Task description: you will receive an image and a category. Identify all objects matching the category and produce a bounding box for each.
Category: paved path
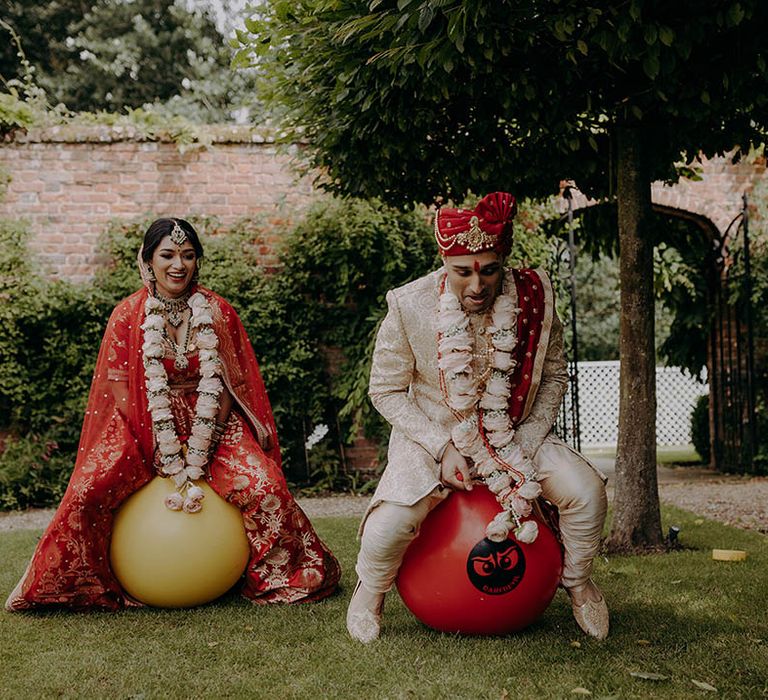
[590,454,767,533]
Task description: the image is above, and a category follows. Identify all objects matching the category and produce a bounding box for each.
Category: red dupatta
[507,268,549,427]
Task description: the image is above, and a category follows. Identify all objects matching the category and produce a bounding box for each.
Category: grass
[1,507,766,700]
[584,445,703,465]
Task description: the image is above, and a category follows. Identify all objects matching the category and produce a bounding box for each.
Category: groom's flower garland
[141,291,224,513]
[438,271,542,543]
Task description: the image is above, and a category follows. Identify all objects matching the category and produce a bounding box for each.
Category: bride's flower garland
[141,291,223,513]
[438,270,542,543]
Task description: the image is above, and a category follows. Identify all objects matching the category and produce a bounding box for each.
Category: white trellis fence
[566,361,708,447]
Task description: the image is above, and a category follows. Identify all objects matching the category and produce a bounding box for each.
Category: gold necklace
[155,290,192,327]
[470,312,495,388]
[163,320,191,370]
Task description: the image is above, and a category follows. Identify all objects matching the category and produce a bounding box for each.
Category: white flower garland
[438,270,542,543]
[141,291,223,513]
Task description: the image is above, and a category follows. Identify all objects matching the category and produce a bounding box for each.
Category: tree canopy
[238,0,767,203]
[238,0,768,549]
[1,0,256,122]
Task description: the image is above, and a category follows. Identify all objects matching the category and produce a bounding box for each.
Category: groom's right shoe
[346,580,385,643]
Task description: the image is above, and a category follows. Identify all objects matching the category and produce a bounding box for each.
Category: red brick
[9,132,763,288]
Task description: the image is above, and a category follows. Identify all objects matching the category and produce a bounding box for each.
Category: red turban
[434,192,517,257]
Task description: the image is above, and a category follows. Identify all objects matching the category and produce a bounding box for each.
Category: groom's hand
[440,442,472,491]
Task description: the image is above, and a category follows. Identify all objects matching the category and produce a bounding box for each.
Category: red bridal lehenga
[6,286,340,611]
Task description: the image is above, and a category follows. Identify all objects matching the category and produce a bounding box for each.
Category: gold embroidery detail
[455,216,496,252]
[435,213,496,253]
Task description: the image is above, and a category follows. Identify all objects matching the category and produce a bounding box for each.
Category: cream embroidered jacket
[367,267,568,510]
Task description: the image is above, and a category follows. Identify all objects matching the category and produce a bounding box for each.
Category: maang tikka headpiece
[170,220,188,246]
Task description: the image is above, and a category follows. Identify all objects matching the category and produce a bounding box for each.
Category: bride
[6,218,340,610]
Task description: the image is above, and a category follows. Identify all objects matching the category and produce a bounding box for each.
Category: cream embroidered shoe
[346,580,385,644]
[568,580,609,640]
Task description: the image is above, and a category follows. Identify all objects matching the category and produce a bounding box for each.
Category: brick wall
[565,153,767,240]
[4,131,764,283]
[0,125,317,282]
[2,130,765,473]
[651,154,767,237]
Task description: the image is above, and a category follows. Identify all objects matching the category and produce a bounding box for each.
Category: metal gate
[709,195,759,474]
[553,187,581,451]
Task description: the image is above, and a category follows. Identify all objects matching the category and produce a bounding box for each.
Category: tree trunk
[606,126,664,551]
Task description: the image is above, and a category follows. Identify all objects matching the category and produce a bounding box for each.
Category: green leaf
[676,39,692,60]
[643,25,658,45]
[418,5,434,32]
[642,53,660,79]
[244,17,261,34]
[727,2,745,26]
[577,39,588,56]
[230,50,251,69]
[395,12,411,32]
[700,90,710,104]
[658,26,674,46]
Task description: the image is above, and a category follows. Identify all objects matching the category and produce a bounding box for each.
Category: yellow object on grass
[711,549,748,562]
[110,477,250,608]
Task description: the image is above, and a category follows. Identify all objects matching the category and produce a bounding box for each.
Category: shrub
[0,195,568,508]
[1,222,113,435]
[0,200,438,505]
[0,434,71,510]
[690,394,710,465]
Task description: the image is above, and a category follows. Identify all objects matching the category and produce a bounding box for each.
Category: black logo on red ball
[466,538,526,595]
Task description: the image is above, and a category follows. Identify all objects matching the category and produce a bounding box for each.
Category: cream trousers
[356,435,608,593]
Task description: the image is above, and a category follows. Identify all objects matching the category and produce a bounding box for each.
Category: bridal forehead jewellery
[170,220,188,246]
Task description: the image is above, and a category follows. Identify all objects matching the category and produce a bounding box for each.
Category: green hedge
[0,196,566,509]
[690,394,710,465]
[0,199,441,507]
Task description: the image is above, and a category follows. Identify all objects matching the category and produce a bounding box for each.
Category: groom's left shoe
[568,579,609,640]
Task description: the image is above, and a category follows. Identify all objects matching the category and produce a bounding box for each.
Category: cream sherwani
[356,267,607,592]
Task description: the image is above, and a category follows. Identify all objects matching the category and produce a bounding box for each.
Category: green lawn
[1,507,766,699]
[583,445,703,465]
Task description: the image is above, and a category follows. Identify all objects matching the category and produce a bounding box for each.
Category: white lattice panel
[565,361,708,447]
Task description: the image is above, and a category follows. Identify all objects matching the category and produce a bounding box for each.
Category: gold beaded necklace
[155,289,192,327]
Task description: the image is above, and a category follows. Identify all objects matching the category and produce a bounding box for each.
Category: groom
[347,192,609,643]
